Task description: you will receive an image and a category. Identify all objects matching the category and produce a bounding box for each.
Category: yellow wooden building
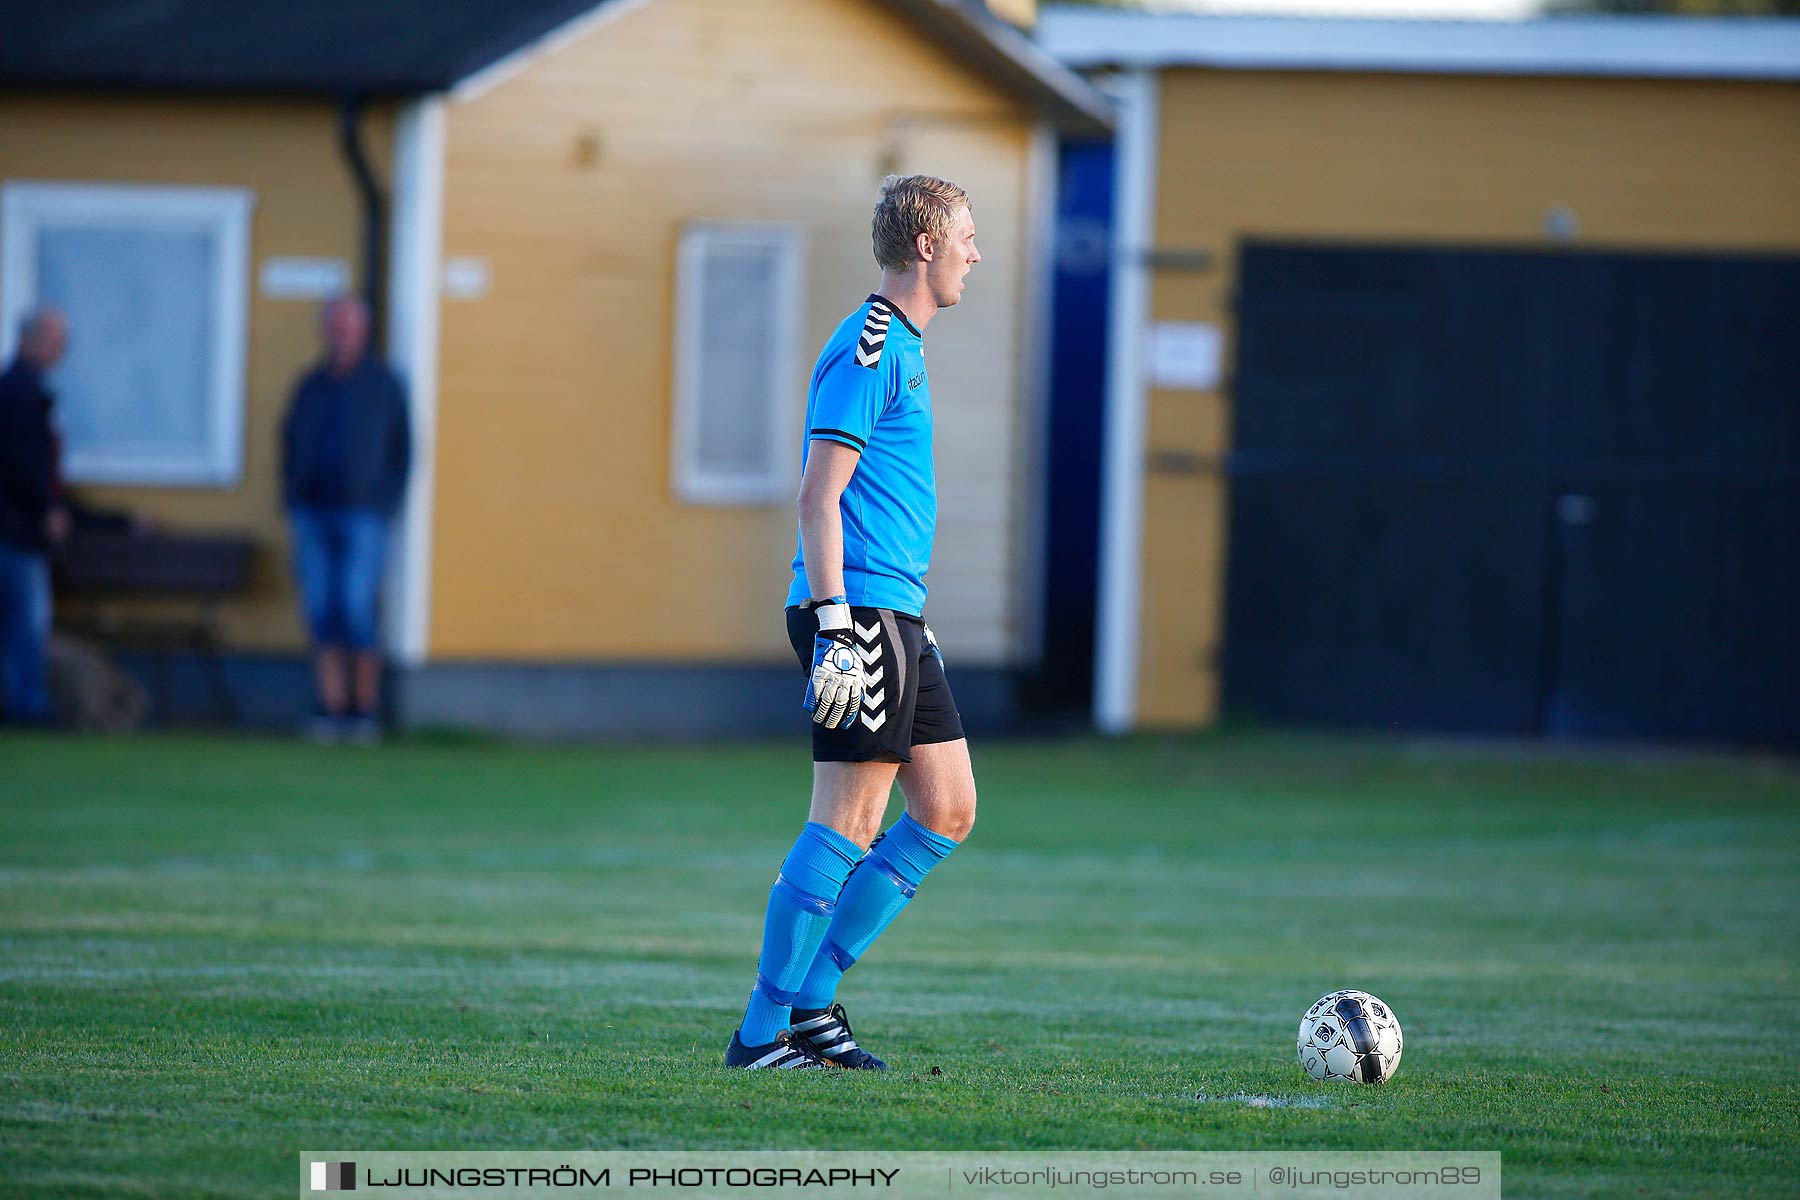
[0,0,1108,733]
[1038,11,1800,733]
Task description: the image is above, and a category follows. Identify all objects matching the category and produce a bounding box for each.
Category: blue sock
[739,822,861,1046]
[792,813,960,1011]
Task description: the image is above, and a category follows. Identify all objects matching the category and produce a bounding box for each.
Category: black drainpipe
[336,94,387,353]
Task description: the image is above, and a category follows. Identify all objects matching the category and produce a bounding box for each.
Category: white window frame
[0,180,254,487]
[670,221,804,505]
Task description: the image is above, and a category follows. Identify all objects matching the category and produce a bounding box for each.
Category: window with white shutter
[1,181,252,487]
[671,222,804,504]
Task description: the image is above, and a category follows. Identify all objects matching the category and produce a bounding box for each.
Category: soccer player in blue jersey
[725,176,982,1070]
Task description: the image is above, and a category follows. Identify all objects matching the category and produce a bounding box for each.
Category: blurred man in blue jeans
[0,308,71,727]
[281,297,410,743]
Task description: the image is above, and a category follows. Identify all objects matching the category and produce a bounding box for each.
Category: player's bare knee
[943,790,976,841]
[814,794,890,849]
[936,811,974,842]
[849,806,887,849]
[907,781,975,841]
[942,758,978,840]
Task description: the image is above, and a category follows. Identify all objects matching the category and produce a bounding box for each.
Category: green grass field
[3,729,1797,1198]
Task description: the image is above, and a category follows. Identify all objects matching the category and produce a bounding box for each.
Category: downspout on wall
[337,94,388,350]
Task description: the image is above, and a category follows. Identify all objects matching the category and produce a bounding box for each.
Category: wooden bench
[54,530,256,723]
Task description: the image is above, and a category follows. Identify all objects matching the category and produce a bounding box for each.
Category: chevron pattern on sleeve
[854,300,892,369]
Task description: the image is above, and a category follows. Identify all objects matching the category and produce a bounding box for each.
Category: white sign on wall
[442,257,491,300]
[259,256,349,300]
[1147,321,1223,391]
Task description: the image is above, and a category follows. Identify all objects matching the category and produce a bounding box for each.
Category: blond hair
[871,174,969,272]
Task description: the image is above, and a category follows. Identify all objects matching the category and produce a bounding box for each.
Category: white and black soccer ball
[1297,990,1403,1084]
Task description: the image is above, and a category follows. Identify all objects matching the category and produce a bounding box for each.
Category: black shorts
[786,605,965,763]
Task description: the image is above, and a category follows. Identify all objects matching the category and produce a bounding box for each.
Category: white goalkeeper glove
[804,598,865,730]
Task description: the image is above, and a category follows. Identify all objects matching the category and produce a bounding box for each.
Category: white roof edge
[1035,10,1800,81]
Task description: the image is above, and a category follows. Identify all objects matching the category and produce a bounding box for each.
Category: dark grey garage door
[1224,242,1800,745]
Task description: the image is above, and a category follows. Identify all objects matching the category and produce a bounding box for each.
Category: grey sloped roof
[0,0,613,94]
[0,0,1112,129]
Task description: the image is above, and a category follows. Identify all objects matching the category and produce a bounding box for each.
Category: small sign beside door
[443,257,491,301]
[1148,321,1223,390]
[258,256,350,300]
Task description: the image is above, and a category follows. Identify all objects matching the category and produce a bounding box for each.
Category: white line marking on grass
[1195,1092,1332,1109]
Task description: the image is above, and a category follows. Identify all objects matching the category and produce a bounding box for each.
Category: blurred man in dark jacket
[0,308,70,725]
[281,297,410,743]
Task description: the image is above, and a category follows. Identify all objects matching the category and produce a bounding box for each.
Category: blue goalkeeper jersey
[786,294,935,616]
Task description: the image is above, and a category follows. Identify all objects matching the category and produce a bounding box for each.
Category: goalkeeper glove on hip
[804,598,864,730]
